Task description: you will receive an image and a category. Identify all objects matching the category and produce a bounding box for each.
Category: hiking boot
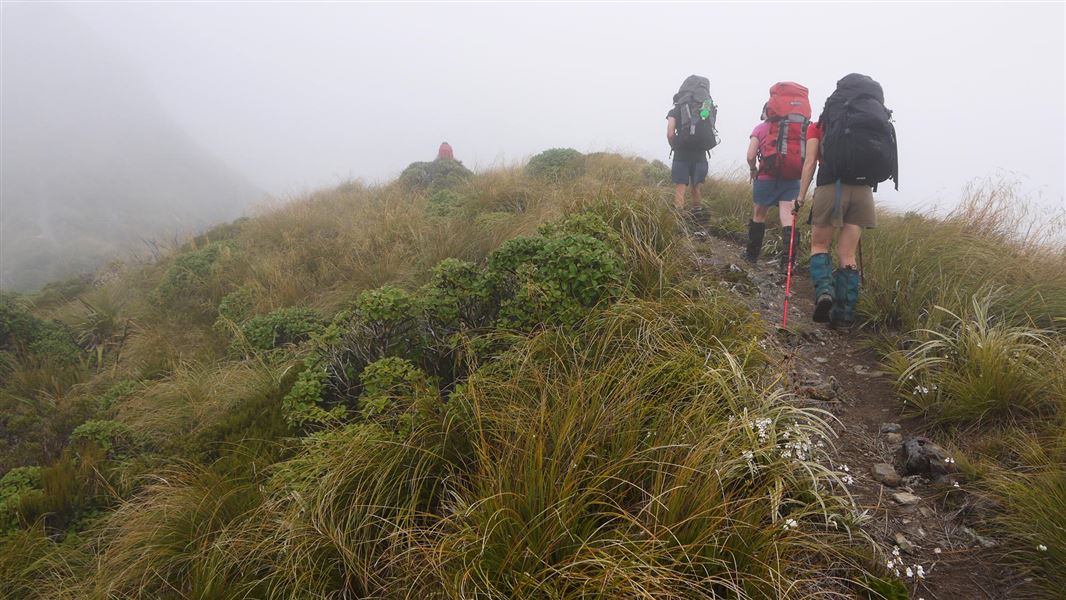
[830,267,860,329]
[779,226,799,272]
[745,221,766,263]
[810,253,834,323]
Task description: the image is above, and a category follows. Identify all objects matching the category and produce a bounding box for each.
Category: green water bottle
[699,99,713,120]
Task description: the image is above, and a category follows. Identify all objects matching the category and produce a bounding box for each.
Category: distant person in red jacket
[437,142,455,161]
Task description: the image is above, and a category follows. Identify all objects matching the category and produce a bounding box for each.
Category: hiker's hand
[792,198,804,214]
[749,166,758,182]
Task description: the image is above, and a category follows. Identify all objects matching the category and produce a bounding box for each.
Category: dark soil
[689,226,1036,600]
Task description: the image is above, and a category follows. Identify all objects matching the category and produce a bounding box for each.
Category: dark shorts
[671,159,708,186]
[752,179,800,207]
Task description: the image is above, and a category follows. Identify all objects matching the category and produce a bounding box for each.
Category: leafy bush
[357,357,438,433]
[154,241,233,304]
[69,420,139,458]
[0,466,42,531]
[525,147,585,182]
[217,286,255,324]
[0,295,81,365]
[421,258,494,332]
[399,159,472,191]
[425,189,466,217]
[537,211,623,252]
[238,306,324,351]
[282,355,345,428]
[497,233,625,329]
[642,158,671,185]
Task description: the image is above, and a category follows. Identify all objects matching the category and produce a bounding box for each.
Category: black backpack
[820,73,898,189]
[672,75,719,154]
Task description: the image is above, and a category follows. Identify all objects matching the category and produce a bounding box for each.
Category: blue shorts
[671,159,708,186]
[752,179,800,207]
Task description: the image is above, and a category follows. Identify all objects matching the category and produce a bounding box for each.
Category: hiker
[666,75,719,216]
[795,73,898,328]
[437,141,454,161]
[745,83,812,269]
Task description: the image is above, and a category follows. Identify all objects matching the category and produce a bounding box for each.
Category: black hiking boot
[745,221,766,263]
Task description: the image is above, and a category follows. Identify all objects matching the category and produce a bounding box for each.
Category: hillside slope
[0,151,1063,599]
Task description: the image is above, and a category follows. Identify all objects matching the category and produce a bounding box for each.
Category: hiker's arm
[666,117,676,147]
[746,137,759,181]
[797,138,820,208]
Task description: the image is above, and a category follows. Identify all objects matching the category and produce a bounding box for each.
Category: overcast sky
[6,2,1066,214]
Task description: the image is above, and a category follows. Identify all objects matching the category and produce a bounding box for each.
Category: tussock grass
[887,295,1062,426]
[861,183,1066,332]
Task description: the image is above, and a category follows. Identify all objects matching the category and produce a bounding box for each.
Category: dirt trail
[689,225,1032,600]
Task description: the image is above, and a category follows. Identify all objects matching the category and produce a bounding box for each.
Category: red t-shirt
[806,121,823,161]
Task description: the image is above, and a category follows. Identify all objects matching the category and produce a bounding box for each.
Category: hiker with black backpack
[666,75,719,218]
[795,73,898,329]
[745,82,812,270]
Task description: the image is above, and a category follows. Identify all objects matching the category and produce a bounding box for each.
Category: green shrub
[537,212,623,252]
[399,159,472,191]
[526,147,585,181]
[69,420,139,458]
[95,379,140,412]
[425,189,466,217]
[154,241,233,303]
[357,357,438,434]
[0,295,81,365]
[217,286,255,324]
[421,258,494,332]
[642,159,671,185]
[343,286,423,362]
[238,306,324,351]
[0,466,42,531]
[281,355,345,428]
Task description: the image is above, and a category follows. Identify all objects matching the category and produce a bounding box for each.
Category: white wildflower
[905,566,913,578]
[934,547,942,554]
[1038,544,1048,552]
[783,518,798,530]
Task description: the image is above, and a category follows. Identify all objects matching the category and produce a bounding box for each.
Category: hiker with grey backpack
[795,73,898,329]
[666,75,719,222]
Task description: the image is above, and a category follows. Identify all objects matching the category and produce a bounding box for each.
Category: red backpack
[759,82,812,180]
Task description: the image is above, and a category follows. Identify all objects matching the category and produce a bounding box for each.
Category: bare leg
[691,183,702,207]
[752,204,769,224]
[837,224,862,267]
[811,224,835,256]
[778,201,795,228]
[674,184,687,210]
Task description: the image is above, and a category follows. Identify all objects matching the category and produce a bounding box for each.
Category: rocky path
[689,227,1033,599]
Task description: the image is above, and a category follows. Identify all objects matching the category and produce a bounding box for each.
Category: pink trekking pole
[782,210,798,328]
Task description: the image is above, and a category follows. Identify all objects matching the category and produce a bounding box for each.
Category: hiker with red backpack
[745,82,812,270]
[795,73,898,329]
[666,75,719,218]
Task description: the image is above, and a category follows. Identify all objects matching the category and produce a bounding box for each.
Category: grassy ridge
[1,152,1063,597]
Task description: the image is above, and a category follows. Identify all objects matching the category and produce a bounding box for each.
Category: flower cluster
[782,518,799,530]
[886,546,926,581]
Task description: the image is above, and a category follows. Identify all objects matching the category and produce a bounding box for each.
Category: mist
[3,2,1064,290]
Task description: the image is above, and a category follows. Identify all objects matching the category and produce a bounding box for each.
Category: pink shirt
[750,122,774,180]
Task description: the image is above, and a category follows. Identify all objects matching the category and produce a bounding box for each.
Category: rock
[853,364,887,377]
[872,463,902,487]
[814,357,829,364]
[894,532,917,554]
[884,433,903,445]
[892,491,921,505]
[962,526,997,548]
[918,506,935,519]
[880,423,901,434]
[899,437,959,482]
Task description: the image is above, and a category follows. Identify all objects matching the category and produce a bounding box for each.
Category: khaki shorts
[810,183,877,228]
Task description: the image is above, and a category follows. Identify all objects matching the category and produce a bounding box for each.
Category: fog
[2,2,1064,289]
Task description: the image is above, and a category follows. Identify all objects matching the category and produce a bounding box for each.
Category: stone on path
[872,463,902,487]
[880,423,901,434]
[899,437,959,482]
[884,433,903,445]
[892,491,921,505]
[894,532,917,554]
